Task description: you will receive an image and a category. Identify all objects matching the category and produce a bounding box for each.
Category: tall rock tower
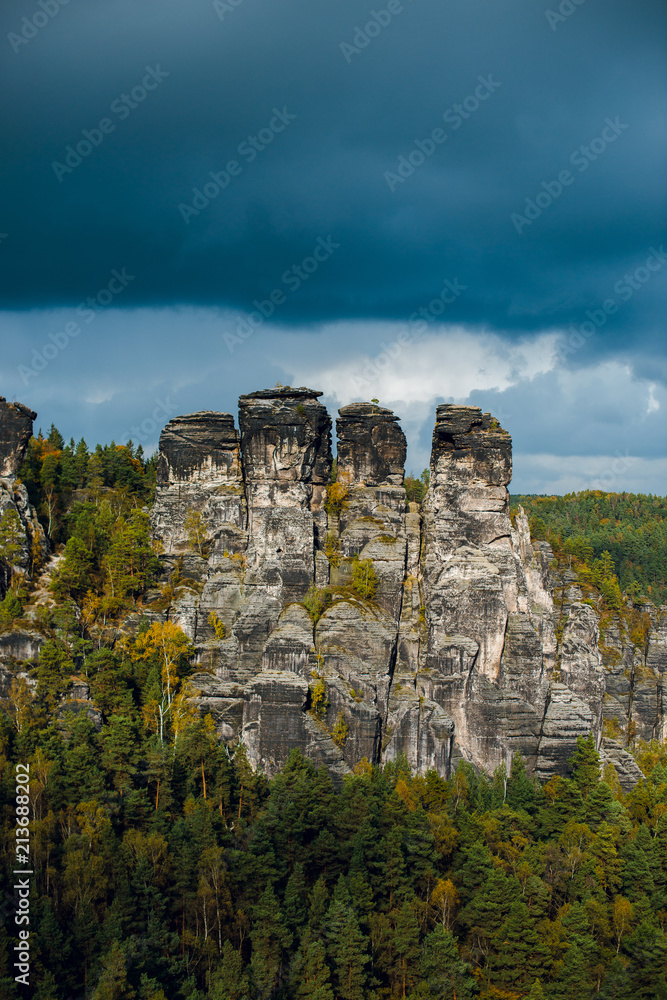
[0,398,46,596]
[150,391,642,784]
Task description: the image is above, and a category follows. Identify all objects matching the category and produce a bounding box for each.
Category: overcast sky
[0,0,665,492]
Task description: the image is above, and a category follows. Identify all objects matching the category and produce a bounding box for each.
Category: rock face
[149,390,658,787]
[597,601,667,745]
[336,402,406,487]
[0,398,47,597]
[0,398,35,478]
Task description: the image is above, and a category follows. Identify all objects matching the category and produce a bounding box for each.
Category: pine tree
[490,900,550,990]
[209,941,249,1000]
[392,899,420,997]
[91,939,135,999]
[249,885,291,999]
[627,920,667,999]
[291,931,334,1000]
[570,734,601,798]
[551,943,592,1000]
[284,862,308,934]
[419,926,478,999]
[309,876,330,934]
[622,825,656,903]
[506,753,536,812]
[597,956,632,999]
[329,910,369,1000]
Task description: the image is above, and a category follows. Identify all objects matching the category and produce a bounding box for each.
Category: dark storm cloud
[0,0,664,358]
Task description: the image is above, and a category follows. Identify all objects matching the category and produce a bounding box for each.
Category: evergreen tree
[490,900,550,990]
[291,931,334,1000]
[570,734,602,798]
[283,862,308,934]
[597,956,633,999]
[92,939,135,1000]
[392,899,420,997]
[249,885,291,999]
[309,876,330,934]
[418,926,478,999]
[209,941,249,1000]
[329,910,369,1000]
[506,753,536,812]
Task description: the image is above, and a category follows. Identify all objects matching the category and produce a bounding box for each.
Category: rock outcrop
[147,389,663,786]
[0,399,35,478]
[0,398,47,597]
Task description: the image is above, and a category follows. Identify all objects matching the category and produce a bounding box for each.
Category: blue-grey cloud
[0,0,664,492]
[0,0,664,354]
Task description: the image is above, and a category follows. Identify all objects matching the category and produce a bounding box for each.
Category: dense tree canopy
[511,492,667,606]
[1,434,665,997]
[2,688,667,1000]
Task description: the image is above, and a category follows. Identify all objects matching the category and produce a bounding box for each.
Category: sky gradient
[0,0,665,492]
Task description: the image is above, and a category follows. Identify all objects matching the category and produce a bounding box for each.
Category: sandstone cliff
[2,391,662,789]
[0,397,47,597]
[148,389,664,787]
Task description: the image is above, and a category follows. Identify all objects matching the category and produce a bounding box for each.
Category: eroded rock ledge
[147,389,659,787]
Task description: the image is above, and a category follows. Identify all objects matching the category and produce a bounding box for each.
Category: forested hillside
[0,427,158,633]
[0,692,667,1000]
[3,709,667,1000]
[2,427,667,998]
[511,492,667,607]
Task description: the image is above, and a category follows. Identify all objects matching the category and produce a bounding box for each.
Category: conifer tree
[329,910,369,1000]
[490,900,550,990]
[249,885,291,999]
[570,734,601,798]
[284,862,308,933]
[419,926,478,999]
[392,899,420,997]
[209,940,248,1000]
[291,931,334,1000]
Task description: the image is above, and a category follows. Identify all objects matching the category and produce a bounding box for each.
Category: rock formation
[147,388,667,788]
[0,398,47,597]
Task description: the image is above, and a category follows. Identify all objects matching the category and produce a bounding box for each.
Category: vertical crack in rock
[314,401,409,771]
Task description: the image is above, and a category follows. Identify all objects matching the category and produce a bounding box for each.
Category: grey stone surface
[140,392,659,787]
[5,389,658,792]
[0,400,48,597]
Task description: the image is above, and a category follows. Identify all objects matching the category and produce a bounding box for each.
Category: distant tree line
[511,492,667,606]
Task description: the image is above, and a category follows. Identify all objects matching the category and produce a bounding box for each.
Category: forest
[3,709,667,999]
[511,492,667,608]
[1,429,666,998]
